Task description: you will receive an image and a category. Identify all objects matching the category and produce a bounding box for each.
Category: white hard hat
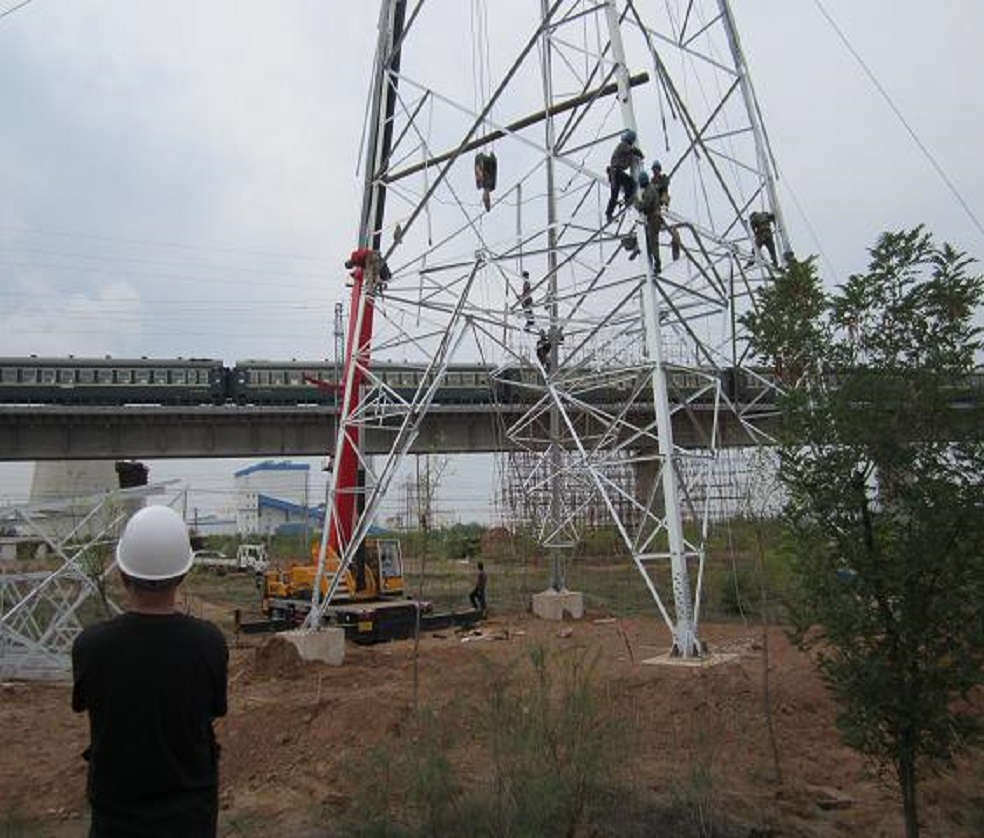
[116,506,193,581]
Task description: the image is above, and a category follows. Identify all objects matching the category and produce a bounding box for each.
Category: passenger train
[0,355,780,407]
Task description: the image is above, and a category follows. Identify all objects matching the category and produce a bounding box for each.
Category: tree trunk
[898,757,919,838]
[756,525,782,785]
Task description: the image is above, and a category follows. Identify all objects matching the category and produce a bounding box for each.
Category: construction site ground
[1,591,980,836]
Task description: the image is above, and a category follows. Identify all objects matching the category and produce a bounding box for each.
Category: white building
[234,460,318,536]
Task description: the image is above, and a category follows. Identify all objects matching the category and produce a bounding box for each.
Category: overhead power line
[812,0,983,238]
[0,0,33,23]
[0,223,329,264]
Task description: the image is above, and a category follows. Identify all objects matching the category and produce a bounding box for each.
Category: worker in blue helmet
[605,128,644,222]
[633,167,684,273]
[635,168,665,272]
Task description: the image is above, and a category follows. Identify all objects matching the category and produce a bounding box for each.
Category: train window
[59,369,75,384]
[287,370,302,386]
[447,372,462,386]
[1,368,16,384]
[21,368,38,384]
[41,369,57,384]
[78,369,95,384]
[153,369,168,384]
[97,369,114,384]
[134,369,150,385]
[172,370,187,385]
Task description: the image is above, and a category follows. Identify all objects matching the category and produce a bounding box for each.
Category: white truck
[193,544,269,574]
[235,543,269,572]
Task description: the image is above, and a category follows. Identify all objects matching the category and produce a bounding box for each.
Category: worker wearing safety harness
[748,210,779,267]
[605,129,644,222]
[651,159,671,208]
[626,169,684,273]
[72,505,228,838]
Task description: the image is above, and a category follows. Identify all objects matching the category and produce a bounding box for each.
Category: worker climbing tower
[312,0,788,657]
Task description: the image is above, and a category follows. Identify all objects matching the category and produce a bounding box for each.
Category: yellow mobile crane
[258,535,429,643]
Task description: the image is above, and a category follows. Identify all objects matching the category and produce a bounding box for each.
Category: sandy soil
[0,612,979,837]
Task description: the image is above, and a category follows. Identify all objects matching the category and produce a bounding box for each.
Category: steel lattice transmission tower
[311,0,788,657]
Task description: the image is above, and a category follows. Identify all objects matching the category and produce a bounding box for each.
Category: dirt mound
[249,634,304,679]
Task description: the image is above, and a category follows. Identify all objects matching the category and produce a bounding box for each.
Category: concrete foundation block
[279,627,346,666]
[531,589,584,621]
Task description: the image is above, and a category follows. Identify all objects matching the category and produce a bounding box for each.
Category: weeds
[336,644,638,837]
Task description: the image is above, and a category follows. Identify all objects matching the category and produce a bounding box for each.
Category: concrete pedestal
[279,627,346,666]
[531,589,584,621]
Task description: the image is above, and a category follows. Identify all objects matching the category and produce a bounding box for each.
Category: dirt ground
[1,608,980,837]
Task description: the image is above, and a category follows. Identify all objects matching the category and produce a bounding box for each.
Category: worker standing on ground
[72,505,229,838]
[605,129,644,222]
[470,560,488,616]
[748,210,779,267]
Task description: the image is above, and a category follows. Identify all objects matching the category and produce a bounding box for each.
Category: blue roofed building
[234,460,322,536]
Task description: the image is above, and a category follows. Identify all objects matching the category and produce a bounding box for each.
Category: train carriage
[0,357,226,405]
[229,360,340,406]
[229,360,499,407]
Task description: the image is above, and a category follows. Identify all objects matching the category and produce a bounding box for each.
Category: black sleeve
[71,635,88,713]
[210,627,229,719]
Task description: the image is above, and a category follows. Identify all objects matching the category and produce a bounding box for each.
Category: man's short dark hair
[120,571,185,592]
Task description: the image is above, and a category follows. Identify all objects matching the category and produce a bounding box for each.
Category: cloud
[0,278,143,357]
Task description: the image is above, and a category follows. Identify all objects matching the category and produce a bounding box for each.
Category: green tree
[745,228,984,838]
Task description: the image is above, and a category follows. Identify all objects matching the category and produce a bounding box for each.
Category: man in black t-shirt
[72,505,228,838]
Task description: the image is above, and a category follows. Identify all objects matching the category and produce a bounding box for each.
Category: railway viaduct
[0,401,771,460]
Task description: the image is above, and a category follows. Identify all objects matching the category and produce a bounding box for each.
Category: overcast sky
[1,0,981,521]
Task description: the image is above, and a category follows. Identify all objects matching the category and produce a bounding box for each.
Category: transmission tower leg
[604,0,699,657]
